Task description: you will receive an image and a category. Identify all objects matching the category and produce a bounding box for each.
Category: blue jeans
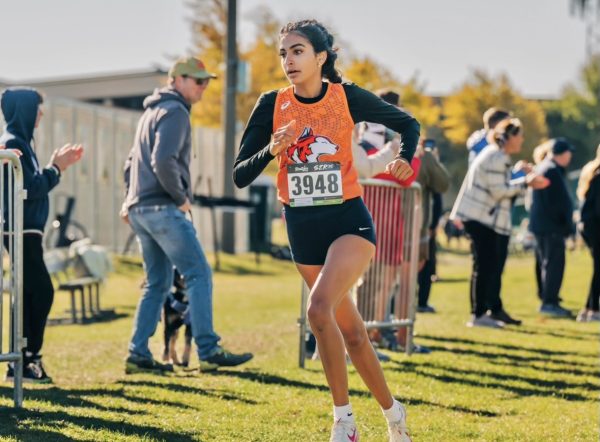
[128,204,220,360]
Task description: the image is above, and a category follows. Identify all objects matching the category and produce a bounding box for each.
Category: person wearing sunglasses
[120,57,253,375]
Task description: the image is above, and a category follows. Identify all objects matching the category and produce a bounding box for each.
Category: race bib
[287,162,343,207]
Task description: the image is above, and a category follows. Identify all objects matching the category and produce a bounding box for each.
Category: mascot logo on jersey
[287,127,338,163]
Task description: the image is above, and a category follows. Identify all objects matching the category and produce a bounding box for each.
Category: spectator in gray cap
[121,56,253,374]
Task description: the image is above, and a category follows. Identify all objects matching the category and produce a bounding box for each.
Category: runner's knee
[307,297,334,331]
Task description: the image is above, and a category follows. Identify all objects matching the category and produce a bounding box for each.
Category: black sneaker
[125,354,174,374]
[5,361,53,384]
[199,348,253,372]
[417,305,436,313]
[539,303,573,318]
[490,309,522,325]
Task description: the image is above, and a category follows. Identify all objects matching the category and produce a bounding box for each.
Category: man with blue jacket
[121,57,252,374]
[1,87,83,383]
[529,138,575,317]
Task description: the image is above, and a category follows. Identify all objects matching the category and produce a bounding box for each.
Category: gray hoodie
[122,87,193,211]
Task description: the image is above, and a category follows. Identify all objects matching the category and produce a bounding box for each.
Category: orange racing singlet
[273,83,362,205]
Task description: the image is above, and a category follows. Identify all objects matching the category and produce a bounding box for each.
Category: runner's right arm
[233,91,278,188]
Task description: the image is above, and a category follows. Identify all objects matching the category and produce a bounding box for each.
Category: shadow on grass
[401,358,598,392]
[0,384,197,414]
[418,334,598,359]
[0,386,199,441]
[433,277,469,283]
[506,326,599,341]
[419,343,599,370]
[47,311,129,327]
[0,407,198,441]
[388,350,597,402]
[120,378,258,404]
[213,369,501,417]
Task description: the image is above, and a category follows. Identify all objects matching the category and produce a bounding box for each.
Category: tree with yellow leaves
[237,6,288,124]
[342,56,441,133]
[443,70,548,159]
[187,0,226,128]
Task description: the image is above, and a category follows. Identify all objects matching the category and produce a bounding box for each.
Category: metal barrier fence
[0,151,26,407]
[298,180,422,367]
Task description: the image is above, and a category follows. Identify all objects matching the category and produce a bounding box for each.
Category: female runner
[234,19,419,442]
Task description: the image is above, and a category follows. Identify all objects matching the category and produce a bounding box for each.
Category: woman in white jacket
[451,118,548,328]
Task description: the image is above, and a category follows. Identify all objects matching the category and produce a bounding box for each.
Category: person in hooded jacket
[0,87,83,383]
[120,57,253,375]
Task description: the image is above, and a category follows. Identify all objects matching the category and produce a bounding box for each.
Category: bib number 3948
[287,162,343,207]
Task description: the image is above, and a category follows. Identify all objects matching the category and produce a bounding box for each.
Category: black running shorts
[283,197,377,265]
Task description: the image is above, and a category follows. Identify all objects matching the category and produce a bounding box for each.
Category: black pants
[488,233,509,313]
[583,234,600,311]
[534,233,566,306]
[417,235,437,307]
[535,253,543,300]
[464,221,506,317]
[6,234,55,357]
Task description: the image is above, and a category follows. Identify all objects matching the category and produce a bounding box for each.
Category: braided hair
[280,19,342,83]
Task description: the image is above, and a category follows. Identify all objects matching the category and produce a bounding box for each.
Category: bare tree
[571,0,600,17]
[571,0,600,56]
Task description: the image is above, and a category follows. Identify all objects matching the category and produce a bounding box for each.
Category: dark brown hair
[280,19,342,83]
[483,107,511,130]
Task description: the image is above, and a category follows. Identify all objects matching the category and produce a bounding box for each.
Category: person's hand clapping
[50,143,84,172]
[514,160,533,174]
[385,157,413,181]
[269,120,296,156]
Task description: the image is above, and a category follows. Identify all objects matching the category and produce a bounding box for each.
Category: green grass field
[0,247,598,441]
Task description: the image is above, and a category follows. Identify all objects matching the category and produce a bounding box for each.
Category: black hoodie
[0,87,60,233]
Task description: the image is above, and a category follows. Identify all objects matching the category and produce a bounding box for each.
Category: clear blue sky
[0,0,588,97]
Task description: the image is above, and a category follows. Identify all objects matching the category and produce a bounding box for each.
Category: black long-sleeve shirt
[529,158,575,236]
[233,82,420,188]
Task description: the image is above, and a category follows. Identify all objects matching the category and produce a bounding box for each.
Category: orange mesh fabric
[273,83,361,204]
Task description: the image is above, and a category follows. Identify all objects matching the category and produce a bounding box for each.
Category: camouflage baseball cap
[169,57,217,79]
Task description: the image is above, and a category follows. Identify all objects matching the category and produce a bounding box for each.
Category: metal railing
[298,180,422,367]
[0,151,26,407]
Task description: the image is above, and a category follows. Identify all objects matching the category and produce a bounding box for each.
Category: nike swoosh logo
[347,429,357,442]
[358,227,371,231]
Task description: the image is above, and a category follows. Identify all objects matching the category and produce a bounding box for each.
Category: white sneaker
[588,311,600,322]
[330,419,359,442]
[388,403,412,442]
[466,313,504,329]
[576,309,590,322]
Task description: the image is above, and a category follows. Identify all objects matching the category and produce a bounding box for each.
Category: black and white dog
[162,270,193,367]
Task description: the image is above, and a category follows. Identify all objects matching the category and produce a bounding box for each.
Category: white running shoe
[576,309,590,322]
[466,313,504,329]
[388,403,412,442]
[330,419,359,442]
[588,311,600,322]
